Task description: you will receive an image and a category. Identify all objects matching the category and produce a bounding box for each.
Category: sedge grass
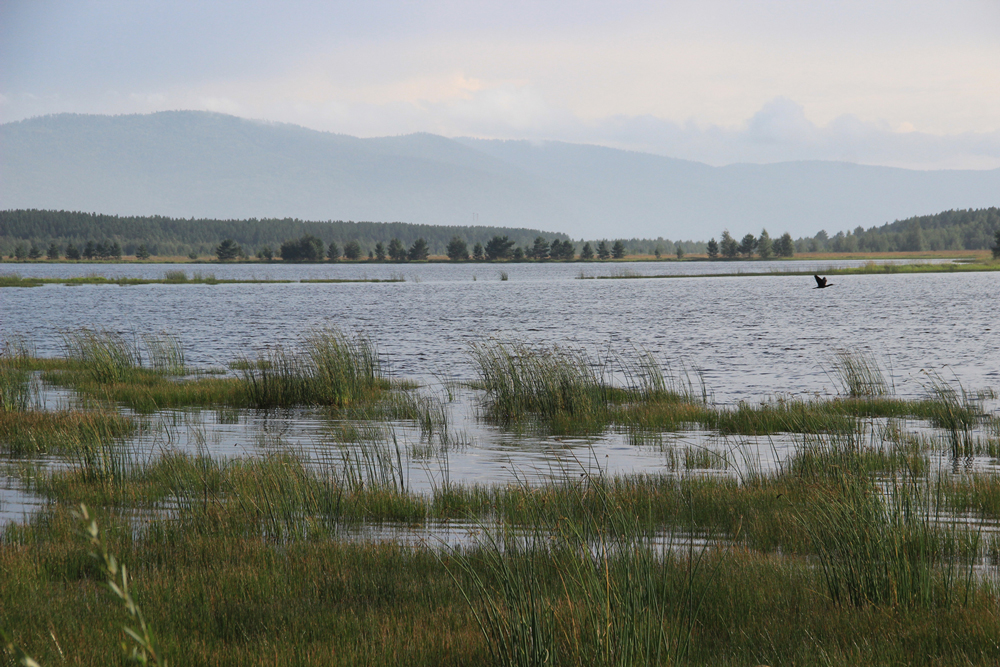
[0,362,32,412]
[830,348,889,397]
[0,409,136,455]
[469,339,697,431]
[6,432,1000,665]
[236,328,388,409]
[5,507,999,666]
[62,329,144,384]
[43,368,243,413]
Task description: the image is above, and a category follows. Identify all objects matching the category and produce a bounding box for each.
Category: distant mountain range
[2,111,998,240]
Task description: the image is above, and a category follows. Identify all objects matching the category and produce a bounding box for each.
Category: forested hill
[4,111,1000,240]
[807,207,1000,253]
[0,209,567,257]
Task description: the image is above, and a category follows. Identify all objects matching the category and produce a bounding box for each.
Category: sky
[2,0,1000,169]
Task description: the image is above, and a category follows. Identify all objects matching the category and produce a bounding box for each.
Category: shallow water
[2,260,999,523]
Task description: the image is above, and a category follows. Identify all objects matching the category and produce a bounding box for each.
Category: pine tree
[706,238,719,259]
[757,229,772,259]
[531,236,550,260]
[484,235,515,260]
[388,238,407,261]
[720,231,739,259]
[343,240,362,260]
[446,236,469,261]
[408,238,429,261]
[215,239,241,261]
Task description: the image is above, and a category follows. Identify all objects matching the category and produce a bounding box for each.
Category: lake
[2,260,999,520]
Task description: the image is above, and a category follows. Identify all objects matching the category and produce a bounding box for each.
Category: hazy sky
[3,0,999,169]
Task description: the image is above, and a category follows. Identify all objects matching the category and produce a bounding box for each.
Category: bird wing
[814,275,824,287]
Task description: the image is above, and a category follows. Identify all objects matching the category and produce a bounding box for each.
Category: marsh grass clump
[142,333,185,374]
[469,339,695,431]
[335,423,410,494]
[306,328,385,404]
[339,391,448,438]
[449,474,721,667]
[0,409,136,455]
[830,348,889,397]
[162,269,188,282]
[63,329,144,384]
[236,328,388,409]
[469,339,606,426]
[803,470,979,608]
[0,360,33,412]
[920,372,992,457]
[707,398,855,435]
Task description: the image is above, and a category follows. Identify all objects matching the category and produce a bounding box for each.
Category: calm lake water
[2,260,999,522]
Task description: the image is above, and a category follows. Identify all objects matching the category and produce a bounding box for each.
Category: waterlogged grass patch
[470,338,704,432]
[235,329,389,409]
[0,409,136,455]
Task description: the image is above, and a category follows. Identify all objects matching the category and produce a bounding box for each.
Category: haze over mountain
[2,111,998,240]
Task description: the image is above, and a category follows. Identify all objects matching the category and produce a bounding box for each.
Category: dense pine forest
[0,210,569,258]
[1,207,997,261]
[795,207,1000,253]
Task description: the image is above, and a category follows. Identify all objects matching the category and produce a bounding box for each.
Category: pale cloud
[198,97,245,116]
[2,0,999,169]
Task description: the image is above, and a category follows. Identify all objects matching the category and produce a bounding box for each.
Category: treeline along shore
[2,207,999,262]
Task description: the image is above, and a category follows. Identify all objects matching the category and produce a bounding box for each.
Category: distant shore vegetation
[2,207,999,263]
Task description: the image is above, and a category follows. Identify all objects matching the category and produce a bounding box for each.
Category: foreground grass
[6,438,1000,666]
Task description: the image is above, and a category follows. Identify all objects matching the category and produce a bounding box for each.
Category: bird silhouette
[814,275,832,289]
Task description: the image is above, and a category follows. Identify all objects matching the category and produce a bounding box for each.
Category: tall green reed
[830,348,889,397]
[449,469,722,666]
[802,455,979,609]
[62,329,143,384]
[76,504,169,666]
[236,328,386,408]
[336,422,409,494]
[469,339,692,428]
[1,335,35,412]
[0,362,32,412]
[141,333,185,375]
[920,371,992,457]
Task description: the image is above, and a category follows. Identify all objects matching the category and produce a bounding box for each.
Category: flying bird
[814,275,832,289]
